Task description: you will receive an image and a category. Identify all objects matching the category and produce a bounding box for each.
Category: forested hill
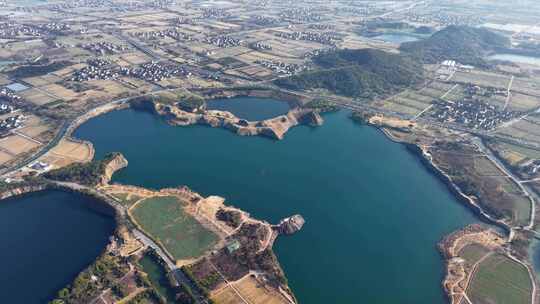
[275,48,423,98]
[399,25,510,66]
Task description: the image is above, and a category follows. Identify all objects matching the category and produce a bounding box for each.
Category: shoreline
[368,122,538,304]
[2,96,534,304]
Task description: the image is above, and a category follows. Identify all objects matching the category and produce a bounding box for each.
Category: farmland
[468,253,532,304]
[130,196,218,261]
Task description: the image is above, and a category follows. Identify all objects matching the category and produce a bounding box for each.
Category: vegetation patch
[275,48,423,98]
[50,253,130,304]
[468,253,532,304]
[44,152,121,186]
[131,196,218,260]
[8,61,71,78]
[400,25,509,67]
[216,208,242,228]
[303,99,339,113]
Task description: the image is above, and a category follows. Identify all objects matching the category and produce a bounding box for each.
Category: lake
[75,106,477,303]
[488,54,540,66]
[372,33,421,44]
[0,190,115,303]
[206,96,291,121]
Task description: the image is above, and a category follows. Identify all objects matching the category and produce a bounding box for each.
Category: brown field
[497,117,540,143]
[374,98,422,116]
[212,275,289,304]
[0,134,40,155]
[51,63,88,77]
[16,115,51,139]
[508,92,540,112]
[452,70,510,89]
[22,74,63,87]
[20,88,58,106]
[40,138,93,168]
[212,286,244,304]
[0,150,14,165]
[41,83,79,100]
[119,52,151,65]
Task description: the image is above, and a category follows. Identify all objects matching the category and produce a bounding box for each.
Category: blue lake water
[75,107,477,303]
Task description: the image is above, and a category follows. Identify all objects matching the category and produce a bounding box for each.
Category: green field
[132,196,218,260]
[112,192,141,206]
[459,244,490,267]
[468,253,532,304]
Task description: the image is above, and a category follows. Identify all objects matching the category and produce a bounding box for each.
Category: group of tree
[275,48,424,99]
[399,25,510,67]
[276,25,510,97]
[43,152,120,186]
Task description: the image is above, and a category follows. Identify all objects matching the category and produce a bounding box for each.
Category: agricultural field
[458,244,490,268]
[211,275,289,304]
[39,138,93,168]
[452,70,511,89]
[507,92,540,112]
[111,192,142,207]
[468,253,532,304]
[432,144,531,226]
[496,115,540,144]
[130,196,218,261]
[487,140,540,167]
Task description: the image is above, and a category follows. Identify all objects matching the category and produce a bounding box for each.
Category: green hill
[275,48,423,98]
[399,25,510,66]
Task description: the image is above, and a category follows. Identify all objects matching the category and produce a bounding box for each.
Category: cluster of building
[279,8,323,23]
[430,98,517,130]
[0,103,14,115]
[255,60,306,76]
[48,0,173,11]
[34,22,71,34]
[275,31,341,46]
[70,59,118,82]
[0,87,22,105]
[251,15,280,26]
[171,17,196,26]
[131,28,194,42]
[79,42,130,55]
[201,8,231,19]
[308,24,334,31]
[120,62,187,82]
[303,47,333,58]
[333,6,374,16]
[464,84,507,98]
[202,35,242,48]
[0,115,24,136]
[249,41,272,51]
[0,22,41,38]
[405,11,483,27]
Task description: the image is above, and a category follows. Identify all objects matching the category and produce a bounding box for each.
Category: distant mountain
[275,48,423,98]
[399,25,510,66]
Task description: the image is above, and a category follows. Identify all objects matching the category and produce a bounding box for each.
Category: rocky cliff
[151,102,323,140]
[100,153,128,186]
[0,184,47,200]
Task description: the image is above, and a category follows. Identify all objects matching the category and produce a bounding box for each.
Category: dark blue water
[0,190,115,303]
[75,107,476,303]
[206,96,290,121]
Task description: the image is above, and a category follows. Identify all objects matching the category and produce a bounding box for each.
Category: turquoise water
[206,96,290,121]
[488,54,540,66]
[0,190,114,303]
[75,107,476,303]
[372,33,421,44]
